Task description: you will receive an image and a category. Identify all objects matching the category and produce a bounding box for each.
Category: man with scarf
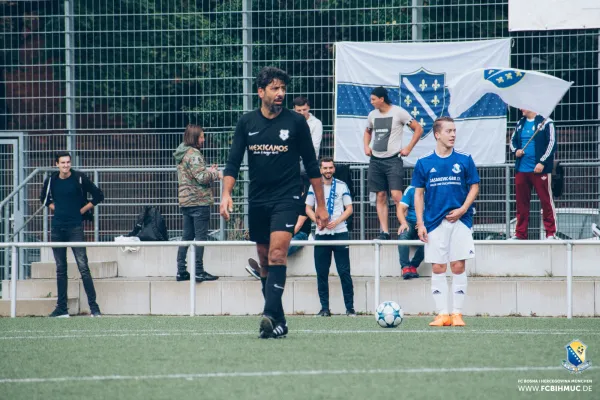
[306,157,355,317]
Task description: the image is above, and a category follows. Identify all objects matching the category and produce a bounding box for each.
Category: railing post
[93,170,99,242]
[374,241,381,313]
[505,164,510,237]
[43,172,48,243]
[566,242,573,319]
[360,167,365,240]
[219,180,225,241]
[190,243,196,316]
[4,207,9,281]
[10,245,17,318]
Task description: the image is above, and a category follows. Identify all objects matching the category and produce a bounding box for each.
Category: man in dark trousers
[40,151,104,317]
[221,67,328,339]
[306,158,355,317]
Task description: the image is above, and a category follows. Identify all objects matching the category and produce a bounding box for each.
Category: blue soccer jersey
[517,119,537,173]
[411,149,480,233]
[400,186,417,224]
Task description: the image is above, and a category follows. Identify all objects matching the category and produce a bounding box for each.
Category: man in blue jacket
[510,109,557,240]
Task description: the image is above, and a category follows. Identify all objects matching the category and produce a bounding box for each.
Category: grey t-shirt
[367,105,413,158]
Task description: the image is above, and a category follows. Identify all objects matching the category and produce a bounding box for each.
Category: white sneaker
[508,236,522,240]
[546,235,557,240]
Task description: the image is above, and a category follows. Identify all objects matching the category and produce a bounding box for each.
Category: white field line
[0,327,594,334]
[0,366,564,385]
[0,329,599,340]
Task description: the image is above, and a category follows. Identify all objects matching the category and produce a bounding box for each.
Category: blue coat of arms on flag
[484,69,526,89]
[399,68,447,139]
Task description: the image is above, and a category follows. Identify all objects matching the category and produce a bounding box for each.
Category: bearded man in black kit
[221,67,328,339]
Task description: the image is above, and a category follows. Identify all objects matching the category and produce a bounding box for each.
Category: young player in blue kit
[412,117,480,327]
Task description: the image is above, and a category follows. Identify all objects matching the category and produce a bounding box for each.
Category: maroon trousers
[515,172,557,239]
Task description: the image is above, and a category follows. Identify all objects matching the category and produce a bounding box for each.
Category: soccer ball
[375,301,403,328]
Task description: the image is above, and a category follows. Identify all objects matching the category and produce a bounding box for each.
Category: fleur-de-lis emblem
[419,79,427,91]
[432,79,441,91]
[431,95,440,107]
[419,118,426,127]
[404,95,412,107]
[505,73,513,80]
[496,77,504,83]
[411,107,420,118]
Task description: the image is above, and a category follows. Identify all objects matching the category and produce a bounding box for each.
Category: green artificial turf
[0,316,598,400]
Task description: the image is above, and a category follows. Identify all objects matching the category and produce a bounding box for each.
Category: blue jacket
[510,115,556,174]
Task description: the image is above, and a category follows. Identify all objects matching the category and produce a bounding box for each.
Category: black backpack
[127,206,169,241]
[552,161,564,197]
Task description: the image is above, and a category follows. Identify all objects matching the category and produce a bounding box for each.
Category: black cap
[371,87,391,104]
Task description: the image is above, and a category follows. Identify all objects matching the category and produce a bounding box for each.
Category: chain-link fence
[1,1,599,278]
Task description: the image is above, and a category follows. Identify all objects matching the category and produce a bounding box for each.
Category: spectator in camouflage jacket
[173,124,221,282]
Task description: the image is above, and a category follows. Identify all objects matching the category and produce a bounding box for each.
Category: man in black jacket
[40,151,104,317]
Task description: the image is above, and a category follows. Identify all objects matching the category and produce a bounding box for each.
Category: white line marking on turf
[0,329,598,340]
[0,366,563,384]
[0,327,594,334]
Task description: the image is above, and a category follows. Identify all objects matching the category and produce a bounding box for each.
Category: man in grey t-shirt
[363,86,423,240]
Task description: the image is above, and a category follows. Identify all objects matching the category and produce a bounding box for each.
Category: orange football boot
[451,313,466,326]
[429,314,452,327]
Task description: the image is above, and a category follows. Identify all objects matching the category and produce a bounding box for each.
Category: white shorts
[425,219,475,264]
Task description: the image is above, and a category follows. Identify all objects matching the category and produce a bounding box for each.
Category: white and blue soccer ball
[376,301,403,328]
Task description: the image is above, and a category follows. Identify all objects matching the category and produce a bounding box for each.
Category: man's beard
[264,97,283,114]
[269,103,282,113]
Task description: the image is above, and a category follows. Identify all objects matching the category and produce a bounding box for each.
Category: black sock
[263,265,287,323]
[260,277,267,299]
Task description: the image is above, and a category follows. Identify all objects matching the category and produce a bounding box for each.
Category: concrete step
[23,276,598,317]
[114,243,600,278]
[30,262,118,279]
[0,298,79,317]
[40,246,118,263]
[1,279,79,300]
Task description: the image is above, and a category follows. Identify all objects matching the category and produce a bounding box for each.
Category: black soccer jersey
[224,108,321,204]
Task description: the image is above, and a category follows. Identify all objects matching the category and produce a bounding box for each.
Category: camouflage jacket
[174,143,219,207]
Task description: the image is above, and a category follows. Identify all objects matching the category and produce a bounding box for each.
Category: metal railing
[2,239,595,319]
[2,161,600,281]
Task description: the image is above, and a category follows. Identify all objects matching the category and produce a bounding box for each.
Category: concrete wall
[106,243,600,278]
[5,277,598,317]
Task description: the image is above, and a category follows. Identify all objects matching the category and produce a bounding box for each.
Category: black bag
[127,206,169,241]
[552,161,564,197]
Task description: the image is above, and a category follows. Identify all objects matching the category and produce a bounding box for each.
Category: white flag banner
[334,39,510,165]
[509,0,600,31]
[448,68,573,119]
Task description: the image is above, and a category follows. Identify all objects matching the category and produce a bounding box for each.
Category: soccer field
[0,316,597,400]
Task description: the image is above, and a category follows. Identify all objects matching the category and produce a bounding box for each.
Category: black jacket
[39,170,104,221]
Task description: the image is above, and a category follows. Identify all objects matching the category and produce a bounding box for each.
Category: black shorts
[248,201,301,244]
[367,155,404,193]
